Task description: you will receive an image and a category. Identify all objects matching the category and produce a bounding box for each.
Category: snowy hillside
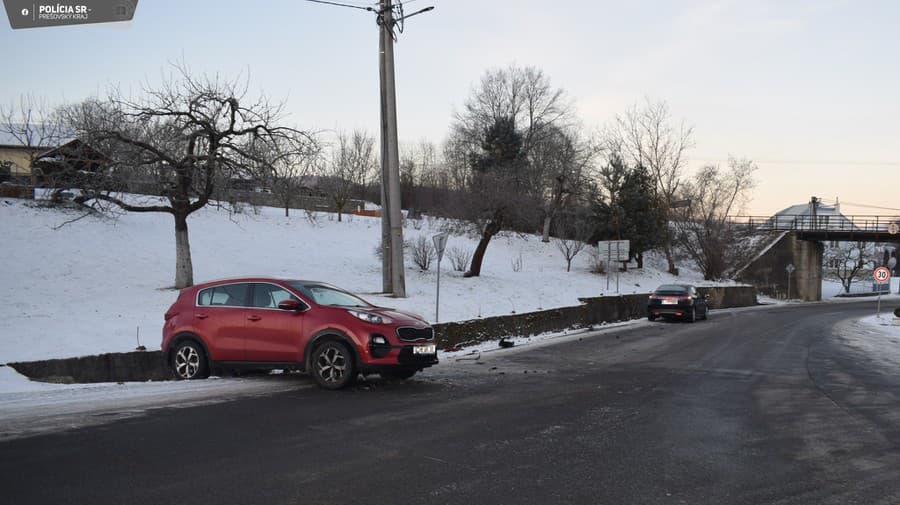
[1,196,714,363]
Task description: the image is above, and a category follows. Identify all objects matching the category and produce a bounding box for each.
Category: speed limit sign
[874,266,891,283]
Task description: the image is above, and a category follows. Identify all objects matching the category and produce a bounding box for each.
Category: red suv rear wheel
[171,340,209,380]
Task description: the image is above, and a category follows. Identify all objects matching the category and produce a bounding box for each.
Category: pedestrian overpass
[732,214,900,301]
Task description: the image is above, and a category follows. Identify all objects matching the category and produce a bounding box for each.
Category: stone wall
[435,285,758,349]
[8,351,169,384]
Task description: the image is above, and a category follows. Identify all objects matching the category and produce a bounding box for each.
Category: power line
[302,0,376,12]
[693,157,900,167]
[817,199,900,212]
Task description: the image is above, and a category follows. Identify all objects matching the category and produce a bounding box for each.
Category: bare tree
[399,139,440,213]
[0,94,67,184]
[531,126,598,242]
[555,238,587,272]
[825,242,874,294]
[441,135,472,192]
[611,99,693,274]
[249,131,321,217]
[674,157,757,280]
[64,66,310,288]
[455,64,572,155]
[320,129,375,222]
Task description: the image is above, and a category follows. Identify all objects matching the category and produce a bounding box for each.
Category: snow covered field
[0,196,706,364]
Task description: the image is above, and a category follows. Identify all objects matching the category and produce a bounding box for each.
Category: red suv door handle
[195,313,208,319]
[247,315,261,321]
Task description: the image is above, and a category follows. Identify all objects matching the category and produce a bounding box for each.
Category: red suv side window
[197,283,251,307]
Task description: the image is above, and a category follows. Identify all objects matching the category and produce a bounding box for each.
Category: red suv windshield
[287,282,372,308]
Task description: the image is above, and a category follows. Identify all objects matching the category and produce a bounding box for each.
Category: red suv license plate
[413,344,436,355]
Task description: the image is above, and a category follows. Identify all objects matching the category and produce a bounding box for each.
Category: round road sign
[889,222,900,235]
[874,266,891,283]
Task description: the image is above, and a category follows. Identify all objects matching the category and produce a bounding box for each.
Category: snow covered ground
[0,196,708,365]
[837,311,900,371]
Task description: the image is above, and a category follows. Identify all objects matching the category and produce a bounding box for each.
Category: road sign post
[596,240,630,294]
[874,266,891,318]
[432,233,448,322]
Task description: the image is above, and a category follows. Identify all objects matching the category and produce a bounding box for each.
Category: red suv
[161,277,438,389]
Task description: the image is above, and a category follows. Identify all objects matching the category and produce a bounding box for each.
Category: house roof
[774,203,843,217]
[32,138,109,174]
[770,200,859,231]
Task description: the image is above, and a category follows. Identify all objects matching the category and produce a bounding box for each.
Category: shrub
[511,252,523,272]
[409,236,436,271]
[447,246,472,272]
[587,246,607,274]
[373,238,411,262]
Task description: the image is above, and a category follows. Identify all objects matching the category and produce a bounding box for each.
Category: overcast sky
[2,0,898,216]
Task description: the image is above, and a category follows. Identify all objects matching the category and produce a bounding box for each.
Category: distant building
[0,125,73,181]
[767,196,859,232]
[32,139,108,187]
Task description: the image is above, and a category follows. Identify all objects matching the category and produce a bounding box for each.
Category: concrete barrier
[8,285,758,384]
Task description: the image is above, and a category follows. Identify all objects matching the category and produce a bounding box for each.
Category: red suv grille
[397,326,434,342]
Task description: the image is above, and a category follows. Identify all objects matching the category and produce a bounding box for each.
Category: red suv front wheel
[311,341,357,389]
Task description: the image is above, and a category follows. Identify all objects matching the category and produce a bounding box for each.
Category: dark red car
[161,277,438,389]
[647,284,709,322]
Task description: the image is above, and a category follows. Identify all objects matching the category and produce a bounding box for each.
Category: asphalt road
[3,301,900,505]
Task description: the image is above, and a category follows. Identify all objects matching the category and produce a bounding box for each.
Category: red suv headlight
[347,310,393,325]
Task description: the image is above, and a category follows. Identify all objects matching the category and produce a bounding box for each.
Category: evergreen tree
[590,160,663,269]
[618,164,663,268]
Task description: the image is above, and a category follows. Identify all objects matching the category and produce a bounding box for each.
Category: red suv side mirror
[278,299,303,311]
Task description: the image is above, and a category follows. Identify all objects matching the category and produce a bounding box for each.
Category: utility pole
[379,0,406,297]
[378,12,393,294]
[305,0,432,298]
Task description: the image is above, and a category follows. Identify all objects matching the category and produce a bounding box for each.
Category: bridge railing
[730,215,900,233]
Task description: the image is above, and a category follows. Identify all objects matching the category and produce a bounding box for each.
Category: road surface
[2,301,900,504]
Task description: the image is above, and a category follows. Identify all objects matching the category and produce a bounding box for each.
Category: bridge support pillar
[791,235,823,301]
[737,232,823,301]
